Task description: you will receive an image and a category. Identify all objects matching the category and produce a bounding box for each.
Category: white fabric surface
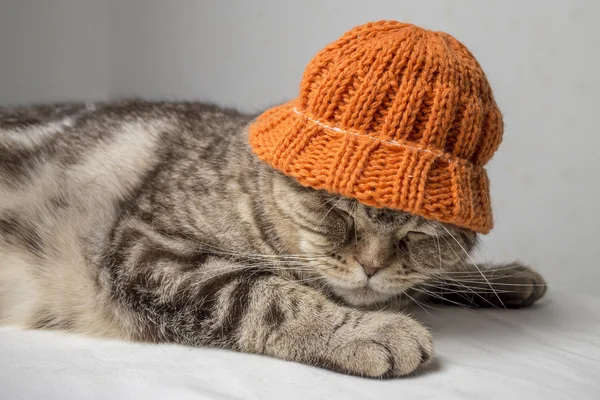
[1,290,599,400]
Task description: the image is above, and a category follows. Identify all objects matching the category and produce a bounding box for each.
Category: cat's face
[271,175,478,306]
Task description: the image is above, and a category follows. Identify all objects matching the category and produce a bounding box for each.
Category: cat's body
[0,100,546,378]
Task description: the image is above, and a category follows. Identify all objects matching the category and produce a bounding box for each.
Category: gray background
[1,0,599,294]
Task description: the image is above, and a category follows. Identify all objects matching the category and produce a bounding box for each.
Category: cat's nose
[354,236,395,277]
[355,256,383,277]
[362,264,382,277]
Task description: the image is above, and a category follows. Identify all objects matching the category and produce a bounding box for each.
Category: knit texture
[249,21,503,233]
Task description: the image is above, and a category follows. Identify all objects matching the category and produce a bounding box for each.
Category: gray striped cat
[0,101,546,378]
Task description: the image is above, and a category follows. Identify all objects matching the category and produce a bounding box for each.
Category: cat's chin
[322,275,406,307]
[329,285,396,307]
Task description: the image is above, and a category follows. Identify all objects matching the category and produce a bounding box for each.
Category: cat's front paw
[488,262,547,308]
[431,262,548,309]
[331,313,433,378]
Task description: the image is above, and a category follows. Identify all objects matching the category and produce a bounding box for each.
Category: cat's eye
[332,208,352,222]
[338,211,355,229]
[332,210,355,240]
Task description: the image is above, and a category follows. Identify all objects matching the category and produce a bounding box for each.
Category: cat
[0,100,547,378]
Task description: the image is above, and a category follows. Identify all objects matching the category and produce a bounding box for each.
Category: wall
[2,0,600,294]
[0,0,111,105]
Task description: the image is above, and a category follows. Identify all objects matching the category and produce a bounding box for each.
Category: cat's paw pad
[334,314,433,378]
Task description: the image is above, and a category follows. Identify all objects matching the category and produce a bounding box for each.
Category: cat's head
[269,173,478,306]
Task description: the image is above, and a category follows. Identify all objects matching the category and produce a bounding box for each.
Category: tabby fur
[0,101,546,378]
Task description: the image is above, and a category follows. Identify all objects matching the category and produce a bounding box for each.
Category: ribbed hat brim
[248,100,493,233]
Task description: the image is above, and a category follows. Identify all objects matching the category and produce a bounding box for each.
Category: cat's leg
[104,232,433,377]
[422,262,547,309]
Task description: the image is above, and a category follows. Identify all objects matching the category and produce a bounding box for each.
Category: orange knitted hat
[249,21,503,233]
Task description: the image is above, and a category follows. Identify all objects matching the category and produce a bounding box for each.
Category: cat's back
[0,100,250,333]
[0,99,252,243]
[0,100,247,204]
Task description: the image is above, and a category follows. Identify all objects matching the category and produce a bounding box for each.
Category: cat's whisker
[440,277,499,308]
[285,275,328,285]
[345,199,358,244]
[418,282,513,294]
[439,235,472,273]
[196,263,319,285]
[436,234,442,270]
[191,249,326,262]
[439,231,504,309]
[414,255,497,307]
[410,287,480,310]
[205,264,318,276]
[435,265,532,275]
[314,195,344,212]
[431,279,547,287]
[428,266,499,308]
[318,196,345,224]
[401,291,436,318]
[152,232,325,263]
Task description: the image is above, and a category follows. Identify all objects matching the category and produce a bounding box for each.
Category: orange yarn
[249,21,503,233]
